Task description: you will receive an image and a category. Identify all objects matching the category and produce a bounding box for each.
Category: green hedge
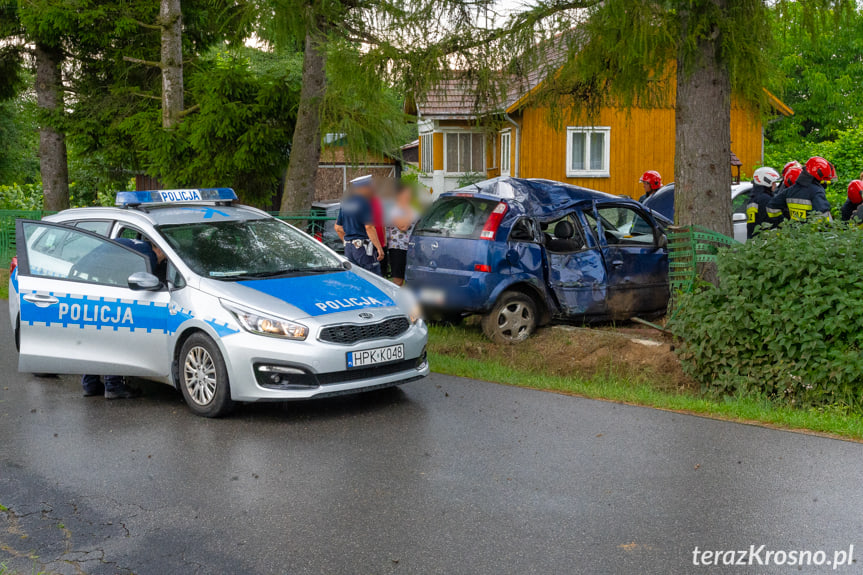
[670,221,863,409]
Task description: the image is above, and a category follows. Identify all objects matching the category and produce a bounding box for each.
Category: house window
[445,132,485,174]
[566,127,610,177]
[420,133,434,172]
[500,130,512,175]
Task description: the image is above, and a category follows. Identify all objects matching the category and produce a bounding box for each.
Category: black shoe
[104,387,142,400]
[83,388,105,397]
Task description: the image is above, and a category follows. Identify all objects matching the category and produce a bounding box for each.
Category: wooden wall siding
[518,105,764,198]
[433,132,444,171]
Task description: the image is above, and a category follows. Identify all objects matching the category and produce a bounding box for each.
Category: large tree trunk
[34,43,69,211]
[280,31,327,214]
[160,0,183,128]
[674,6,733,240]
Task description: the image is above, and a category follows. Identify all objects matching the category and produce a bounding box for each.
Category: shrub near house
[670,221,863,409]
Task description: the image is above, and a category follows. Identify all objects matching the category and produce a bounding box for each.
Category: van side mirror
[656,234,668,250]
[128,271,162,291]
[732,213,747,223]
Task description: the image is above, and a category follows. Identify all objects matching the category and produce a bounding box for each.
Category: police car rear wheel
[179,333,234,418]
[481,292,537,344]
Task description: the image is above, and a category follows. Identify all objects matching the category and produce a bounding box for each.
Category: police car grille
[319,317,410,344]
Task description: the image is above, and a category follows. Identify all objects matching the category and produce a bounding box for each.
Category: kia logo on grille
[358,312,374,320]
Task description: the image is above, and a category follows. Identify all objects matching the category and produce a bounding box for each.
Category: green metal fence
[0,209,336,268]
[667,225,739,310]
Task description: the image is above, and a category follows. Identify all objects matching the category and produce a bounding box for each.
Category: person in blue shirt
[335,175,385,275]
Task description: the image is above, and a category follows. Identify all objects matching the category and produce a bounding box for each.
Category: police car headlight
[398,290,422,324]
[222,302,308,340]
[409,302,423,325]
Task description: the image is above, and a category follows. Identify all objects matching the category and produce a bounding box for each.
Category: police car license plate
[347,344,404,368]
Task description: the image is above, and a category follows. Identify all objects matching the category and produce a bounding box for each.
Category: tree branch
[132,92,162,101]
[123,56,163,68]
[133,19,161,30]
[177,104,200,118]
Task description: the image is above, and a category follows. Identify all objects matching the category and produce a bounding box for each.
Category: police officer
[841,180,863,221]
[638,171,663,202]
[767,156,834,224]
[746,167,780,238]
[81,237,160,399]
[335,175,385,275]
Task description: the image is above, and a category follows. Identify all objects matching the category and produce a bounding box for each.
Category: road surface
[1,307,862,574]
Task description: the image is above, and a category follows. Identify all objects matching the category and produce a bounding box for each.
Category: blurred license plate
[418,288,445,305]
[347,344,404,368]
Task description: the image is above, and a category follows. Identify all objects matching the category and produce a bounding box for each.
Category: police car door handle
[611,260,624,268]
[22,293,59,306]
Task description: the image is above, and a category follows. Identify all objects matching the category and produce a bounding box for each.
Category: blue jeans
[81,375,125,394]
[345,242,382,275]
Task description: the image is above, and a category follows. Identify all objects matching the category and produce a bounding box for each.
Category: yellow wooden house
[412,74,793,200]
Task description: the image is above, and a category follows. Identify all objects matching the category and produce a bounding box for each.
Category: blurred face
[354,184,374,198]
[642,181,652,194]
[397,187,412,206]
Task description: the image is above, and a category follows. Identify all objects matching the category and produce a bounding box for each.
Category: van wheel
[481,292,537,344]
[179,333,235,418]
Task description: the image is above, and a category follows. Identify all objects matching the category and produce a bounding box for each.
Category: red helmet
[848,180,863,204]
[781,161,801,178]
[784,167,802,188]
[639,170,662,191]
[805,156,838,183]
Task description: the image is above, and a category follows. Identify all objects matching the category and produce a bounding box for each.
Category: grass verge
[428,324,863,442]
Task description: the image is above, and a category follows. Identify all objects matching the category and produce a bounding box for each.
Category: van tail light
[9,256,17,274]
[474,264,491,272]
[480,202,508,240]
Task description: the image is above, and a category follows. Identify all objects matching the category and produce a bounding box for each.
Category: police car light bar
[115,188,238,207]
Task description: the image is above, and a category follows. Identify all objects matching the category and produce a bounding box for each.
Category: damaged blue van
[406,178,670,343]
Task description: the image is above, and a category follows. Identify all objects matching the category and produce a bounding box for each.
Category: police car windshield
[157,219,343,279]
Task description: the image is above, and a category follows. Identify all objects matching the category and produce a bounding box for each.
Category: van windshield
[157,219,343,280]
[414,197,497,239]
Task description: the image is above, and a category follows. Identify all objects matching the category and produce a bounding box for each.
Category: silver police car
[9,189,428,417]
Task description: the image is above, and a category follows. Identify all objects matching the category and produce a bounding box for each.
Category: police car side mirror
[128,272,162,291]
[656,234,668,250]
[733,213,747,223]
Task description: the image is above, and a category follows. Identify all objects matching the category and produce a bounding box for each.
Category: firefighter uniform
[745,184,774,238]
[767,171,832,223]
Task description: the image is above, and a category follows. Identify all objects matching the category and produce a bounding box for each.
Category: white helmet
[753,167,781,188]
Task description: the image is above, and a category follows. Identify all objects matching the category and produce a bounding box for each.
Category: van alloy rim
[184,346,217,405]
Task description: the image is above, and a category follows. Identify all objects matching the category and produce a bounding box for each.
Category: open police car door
[14,220,171,376]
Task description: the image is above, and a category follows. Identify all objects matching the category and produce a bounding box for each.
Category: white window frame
[565,126,610,178]
[443,130,486,176]
[419,132,434,173]
[500,129,512,176]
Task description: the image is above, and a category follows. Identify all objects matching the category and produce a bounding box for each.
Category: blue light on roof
[115,188,237,207]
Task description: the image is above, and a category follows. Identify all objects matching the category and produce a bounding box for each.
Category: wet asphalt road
[2,312,863,574]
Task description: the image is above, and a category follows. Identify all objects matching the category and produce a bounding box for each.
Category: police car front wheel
[179,333,235,418]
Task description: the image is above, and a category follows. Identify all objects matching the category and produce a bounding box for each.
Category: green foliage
[670,221,863,409]
[0,183,112,209]
[121,50,302,206]
[764,125,863,217]
[0,92,39,184]
[767,4,863,143]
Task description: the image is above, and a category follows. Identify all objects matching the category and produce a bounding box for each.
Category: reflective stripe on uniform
[787,198,813,221]
[746,203,758,224]
[766,208,784,218]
